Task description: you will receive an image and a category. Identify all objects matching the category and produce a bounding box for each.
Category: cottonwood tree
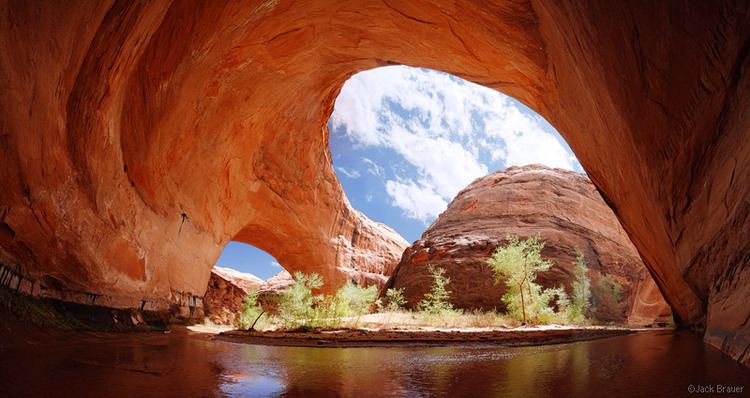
[568,249,592,323]
[417,266,454,315]
[277,272,323,329]
[488,234,561,324]
[239,289,264,330]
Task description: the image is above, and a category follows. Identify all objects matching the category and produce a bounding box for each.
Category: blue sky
[217,66,581,279]
[215,241,283,280]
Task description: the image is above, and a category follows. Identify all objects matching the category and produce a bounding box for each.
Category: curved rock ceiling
[0,1,748,364]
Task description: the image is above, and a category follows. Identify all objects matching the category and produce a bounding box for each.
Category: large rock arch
[1,1,748,364]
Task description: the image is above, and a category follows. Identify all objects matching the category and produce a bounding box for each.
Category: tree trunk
[519,284,527,325]
[249,310,265,331]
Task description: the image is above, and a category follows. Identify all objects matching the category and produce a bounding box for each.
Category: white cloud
[482,104,579,170]
[270,261,282,268]
[362,157,384,176]
[336,166,361,179]
[365,194,373,202]
[385,180,448,223]
[330,65,581,222]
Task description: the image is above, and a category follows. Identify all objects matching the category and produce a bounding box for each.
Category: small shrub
[380,288,407,312]
[599,275,623,302]
[321,281,379,327]
[337,282,378,316]
[592,274,624,322]
[417,265,455,315]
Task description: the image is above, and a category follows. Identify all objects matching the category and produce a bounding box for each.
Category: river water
[0,328,747,397]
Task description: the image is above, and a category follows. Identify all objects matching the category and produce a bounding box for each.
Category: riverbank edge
[215,326,653,348]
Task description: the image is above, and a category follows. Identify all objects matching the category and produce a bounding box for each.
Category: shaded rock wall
[0,1,748,364]
[389,166,671,325]
[628,277,674,327]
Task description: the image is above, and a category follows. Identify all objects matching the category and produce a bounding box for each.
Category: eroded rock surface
[388,166,671,325]
[203,267,264,325]
[1,1,748,364]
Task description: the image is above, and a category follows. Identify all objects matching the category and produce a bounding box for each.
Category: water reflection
[1,329,747,397]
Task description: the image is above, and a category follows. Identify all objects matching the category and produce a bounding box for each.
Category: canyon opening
[1,1,749,397]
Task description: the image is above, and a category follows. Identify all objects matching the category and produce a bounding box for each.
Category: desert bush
[337,281,378,316]
[566,250,592,324]
[592,274,624,322]
[488,234,568,324]
[313,282,379,328]
[417,265,455,315]
[238,289,264,330]
[598,275,623,301]
[274,273,381,329]
[379,288,407,312]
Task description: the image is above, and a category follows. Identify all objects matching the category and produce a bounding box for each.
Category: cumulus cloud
[482,103,579,170]
[330,65,580,223]
[385,180,448,223]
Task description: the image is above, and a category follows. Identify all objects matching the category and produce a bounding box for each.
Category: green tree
[567,249,592,323]
[277,272,323,329]
[488,234,559,324]
[238,289,264,330]
[417,266,454,314]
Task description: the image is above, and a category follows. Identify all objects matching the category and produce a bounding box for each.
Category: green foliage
[592,274,624,322]
[277,272,323,329]
[380,288,407,312]
[336,282,378,316]
[598,275,623,302]
[273,273,379,329]
[504,280,569,325]
[488,234,566,324]
[567,250,592,324]
[238,289,264,330]
[317,282,379,326]
[417,266,455,315]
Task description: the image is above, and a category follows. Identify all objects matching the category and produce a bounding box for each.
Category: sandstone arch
[1,1,749,364]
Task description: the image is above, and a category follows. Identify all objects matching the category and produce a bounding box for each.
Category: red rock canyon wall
[388,165,672,325]
[203,267,264,325]
[0,1,748,364]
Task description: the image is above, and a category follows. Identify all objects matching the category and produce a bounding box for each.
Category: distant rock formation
[203,267,263,325]
[388,165,671,326]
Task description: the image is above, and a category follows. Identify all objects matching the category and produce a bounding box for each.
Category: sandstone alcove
[1,1,748,365]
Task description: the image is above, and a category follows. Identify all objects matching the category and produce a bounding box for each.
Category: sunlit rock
[388,165,672,325]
